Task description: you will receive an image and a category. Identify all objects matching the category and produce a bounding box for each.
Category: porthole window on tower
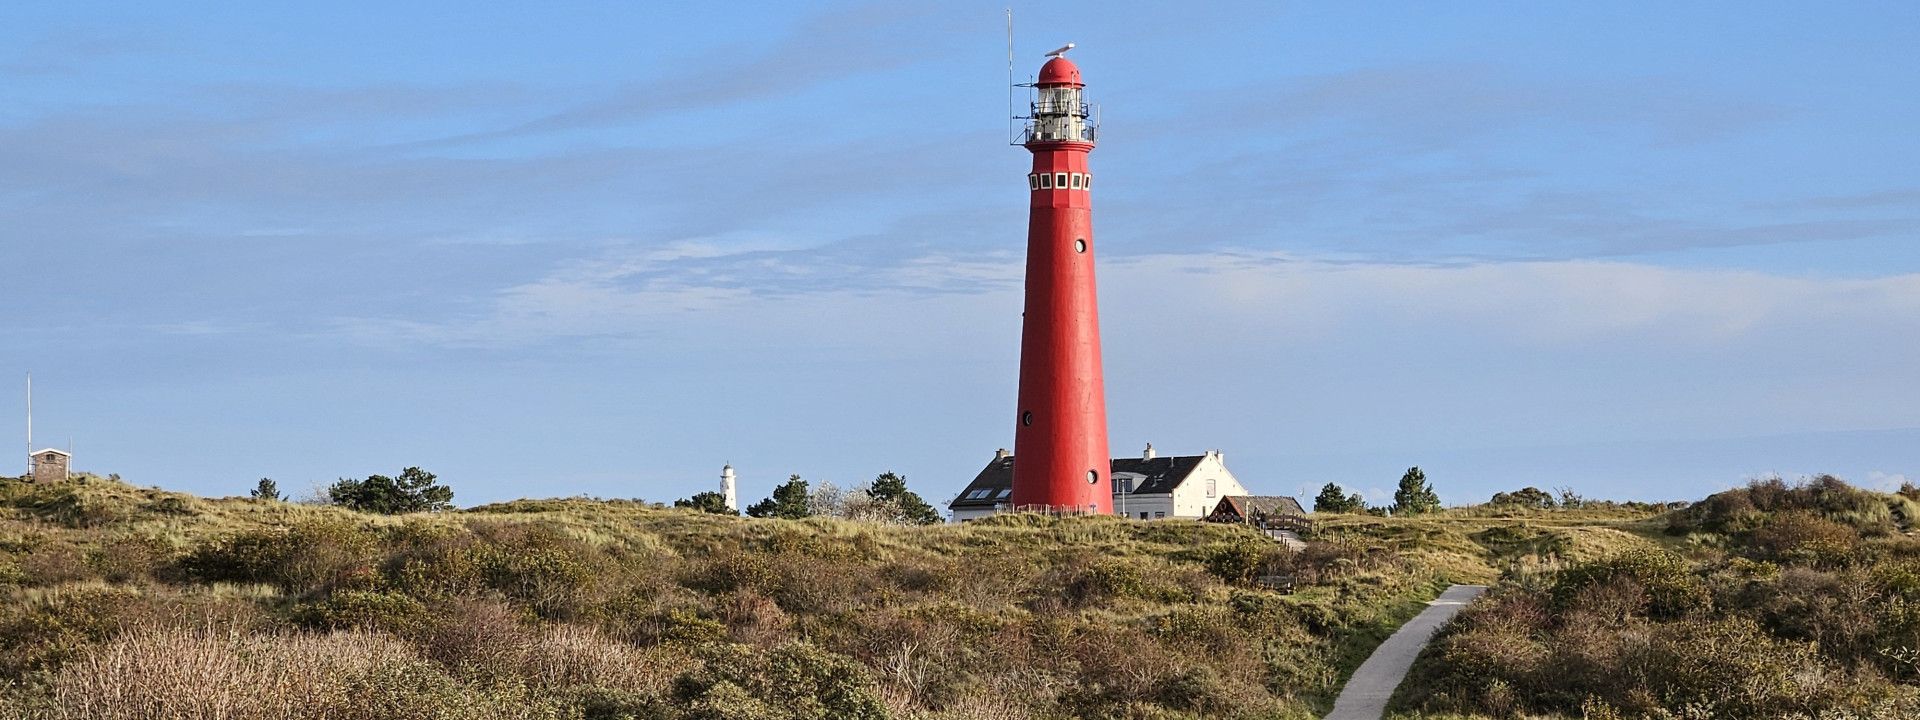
[1074,239,1086,253]
[1021,411,1033,426]
[1038,174,1052,189]
[1087,470,1099,484]
[1054,172,1068,188]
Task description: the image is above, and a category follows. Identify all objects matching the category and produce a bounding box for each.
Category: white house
[948,444,1253,522]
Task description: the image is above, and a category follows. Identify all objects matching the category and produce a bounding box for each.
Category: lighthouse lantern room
[1025,57,1095,144]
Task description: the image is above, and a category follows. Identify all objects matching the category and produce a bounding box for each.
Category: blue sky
[3,2,1916,508]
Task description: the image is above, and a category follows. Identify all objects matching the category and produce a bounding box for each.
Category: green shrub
[179,519,380,595]
[294,590,430,634]
[1671,475,1900,539]
[144,495,196,516]
[470,524,600,619]
[1061,557,1149,607]
[1553,549,1708,619]
[0,585,154,679]
[9,485,128,528]
[1199,539,1283,585]
[673,642,887,720]
[1748,510,1860,566]
[567,686,668,720]
[383,523,485,598]
[20,544,91,585]
[656,608,728,645]
[1148,606,1241,654]
[1153,666,1230,714]
[684,548,775,596]
[88,535,169,584]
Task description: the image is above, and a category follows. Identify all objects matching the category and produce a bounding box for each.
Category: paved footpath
[1324,584,1488,720]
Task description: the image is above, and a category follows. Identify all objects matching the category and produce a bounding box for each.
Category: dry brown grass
[35,628,416,719]
[19,625,586,720]
[521,624,673,695]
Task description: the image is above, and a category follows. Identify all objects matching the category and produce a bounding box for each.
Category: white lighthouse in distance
[720,464,738,512]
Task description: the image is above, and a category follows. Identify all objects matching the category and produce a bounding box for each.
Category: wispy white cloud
[148,319,266,336]
[329,247,1920,356]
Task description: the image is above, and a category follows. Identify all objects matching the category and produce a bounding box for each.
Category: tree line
[245,468,458,514]
[242,466,935,526]
[1313,466,1442,516]
[675,471,942,525]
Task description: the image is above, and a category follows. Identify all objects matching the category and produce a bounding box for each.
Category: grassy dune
[1393,477,1920,720]
[0,475,1664,719]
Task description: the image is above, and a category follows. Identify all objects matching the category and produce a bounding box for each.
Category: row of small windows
[1027,172,1092,191]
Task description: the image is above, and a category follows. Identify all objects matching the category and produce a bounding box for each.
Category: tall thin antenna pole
[1006,8,1015,145]
[24,373,31,476]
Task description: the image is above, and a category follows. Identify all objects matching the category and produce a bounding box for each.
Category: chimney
[994,448,1009,461]
[1142,443,1156,460]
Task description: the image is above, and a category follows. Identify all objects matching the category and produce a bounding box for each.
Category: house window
[1038,174,1052,189]
[1054,172,1067,188]
[1154,512,1165,519]
[997,488,1012,499]
[1138,512,1149,520]
[1206,479,1217,498]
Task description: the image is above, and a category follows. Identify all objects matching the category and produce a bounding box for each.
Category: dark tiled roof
[948,453,1209,509]
[1110,456,1205,495]
[1212,495,1306,518]
[949,456,1016,508]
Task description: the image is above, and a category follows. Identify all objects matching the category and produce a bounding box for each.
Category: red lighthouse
[1009,50,1110,514]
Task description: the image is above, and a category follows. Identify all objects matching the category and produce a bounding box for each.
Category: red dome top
[1037,56,1083,87]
